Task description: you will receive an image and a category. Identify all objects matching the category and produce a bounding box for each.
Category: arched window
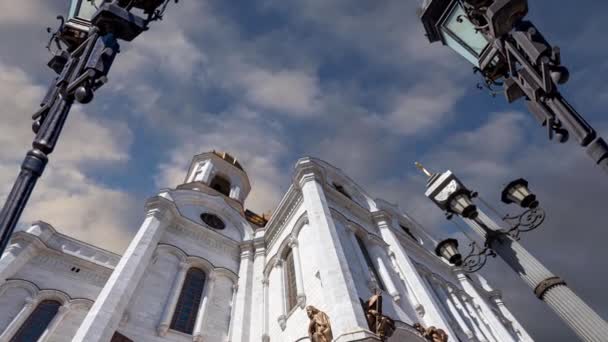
[11,300,61,342]
[170,268,206,334]
[285,249,298,311]
[332,182,352,200]
[355,235,386,291]
[111,332,134,342]
[210,175,231,196]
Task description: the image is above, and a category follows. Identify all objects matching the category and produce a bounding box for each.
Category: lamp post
[419,0,608,175]
[0,0,177,255]
[415,162,608,341]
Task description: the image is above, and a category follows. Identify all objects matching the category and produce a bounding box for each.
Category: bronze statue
[414,323,449,342]
[362,291,396,341]
[306,305,333,342]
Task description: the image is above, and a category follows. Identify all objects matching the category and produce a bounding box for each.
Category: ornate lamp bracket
[460,238,497,273]
[503,207,546,240]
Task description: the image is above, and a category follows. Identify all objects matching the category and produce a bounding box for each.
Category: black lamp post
[419,0,608,175]
[0,0,177,255]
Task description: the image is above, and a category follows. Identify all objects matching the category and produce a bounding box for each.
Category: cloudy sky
[1,0,607,340]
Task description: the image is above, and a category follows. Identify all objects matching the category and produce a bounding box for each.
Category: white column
[369,242,400,301]
[288,235,306,308]
[372,211,457,339]
[229,244,253,342]
[461,293,495,342]
[448,286,487,342]
[434,284,474,341]
[72,206,171,342]
[457,272,517,342]
[226,283,238,341]
[262,278,270,342]
[346,225,375,290]
[157,261,190,336]
[296,166,370,337]
[275,259,287,330]
[249,240,266,341]
[0,241,37,284]
[193,272,217,342]
[0,296,36,340]
[39,303,71,342]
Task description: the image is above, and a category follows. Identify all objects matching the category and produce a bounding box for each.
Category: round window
[200,213,225,230]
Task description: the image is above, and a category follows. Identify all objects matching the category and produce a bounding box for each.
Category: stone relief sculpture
[414,323,449,342]
[306,305,334,342]
[362,291,396,341]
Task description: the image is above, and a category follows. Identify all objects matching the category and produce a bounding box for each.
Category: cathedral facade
[0,152,533,342]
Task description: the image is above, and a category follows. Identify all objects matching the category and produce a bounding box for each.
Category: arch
[213,267,238,284]
[0,279,39,299]
[153,244,188,264]
[35,289,71,306]
[185,256,215,275]
[210,174,231,197]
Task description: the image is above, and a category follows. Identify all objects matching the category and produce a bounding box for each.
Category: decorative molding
[277,314,287,331]
[29,254,110,287]
[167,224,240,260]
[264,192,305,251]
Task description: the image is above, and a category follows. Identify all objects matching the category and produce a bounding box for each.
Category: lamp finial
[415,162,433,178]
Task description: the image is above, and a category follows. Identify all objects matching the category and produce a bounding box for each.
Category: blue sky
[0,0,607,340]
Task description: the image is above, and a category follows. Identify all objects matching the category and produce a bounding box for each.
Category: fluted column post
[288,235,306,308]
[464,210,608,342]
[193,271,217,342]
[157,261,190,336]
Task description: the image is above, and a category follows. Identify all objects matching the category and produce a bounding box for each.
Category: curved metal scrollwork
[503,207,546,239]
[461,240,497,273]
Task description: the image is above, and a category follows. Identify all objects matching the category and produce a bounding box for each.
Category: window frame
[284,249,298,312]
[170,268,206,335]
[10,300,61,342]
[355,235,386,291]
[209,175,231,197]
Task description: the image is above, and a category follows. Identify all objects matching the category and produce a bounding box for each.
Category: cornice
[264,185,304,248]
[292,158,326,190]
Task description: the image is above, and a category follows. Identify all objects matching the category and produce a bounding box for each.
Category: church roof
[212,150,245,172]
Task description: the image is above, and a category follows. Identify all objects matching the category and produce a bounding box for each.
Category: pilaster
[72,202,172,342]
[372,210,456,339]
[193,271,217,342]
[249,239,266,341]
[229,243,253,342]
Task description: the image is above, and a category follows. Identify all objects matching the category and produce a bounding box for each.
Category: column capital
[207,271,218,282]
[287,235,299,248]
[58,304,71,315]
[277,314,287,331]
[262,278,269,286]
[179,261,190,271]
[293,159,325,189]
[371,210,392,225]
[273,259,284,268]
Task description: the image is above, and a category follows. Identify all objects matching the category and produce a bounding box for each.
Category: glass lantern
[501,178,538,208]
[440,2,490,66]
[67,0,99,31]
[435,238,463,266]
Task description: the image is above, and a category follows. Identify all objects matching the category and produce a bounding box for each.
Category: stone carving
[306,306,333,342]
[362,292,395,341]
[414,323,449,342]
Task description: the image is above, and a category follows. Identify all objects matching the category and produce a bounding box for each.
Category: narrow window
[400,224,419,243]
[355,236,386,291]
[170,268,206,334]
[285,249,298,311]
[210,175,231,196]
[111,332,134,342]
[11,300,61,342]
[332,182,352,200]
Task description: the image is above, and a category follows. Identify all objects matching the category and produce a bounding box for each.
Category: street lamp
[0,0,177,255]
[417,162,608,341]
[419,0,608,175]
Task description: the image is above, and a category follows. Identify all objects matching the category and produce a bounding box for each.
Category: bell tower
[182,151,251,204]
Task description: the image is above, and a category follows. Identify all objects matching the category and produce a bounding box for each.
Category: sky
[0,0,607,340]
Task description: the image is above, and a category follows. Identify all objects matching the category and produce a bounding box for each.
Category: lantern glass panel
[69,0,98,22]
[441,3,489,66]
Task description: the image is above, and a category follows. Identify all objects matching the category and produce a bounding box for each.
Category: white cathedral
[0,151,534,342]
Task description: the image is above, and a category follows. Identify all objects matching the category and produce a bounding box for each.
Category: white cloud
[239,68,321,116]
[0,61,137,254]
